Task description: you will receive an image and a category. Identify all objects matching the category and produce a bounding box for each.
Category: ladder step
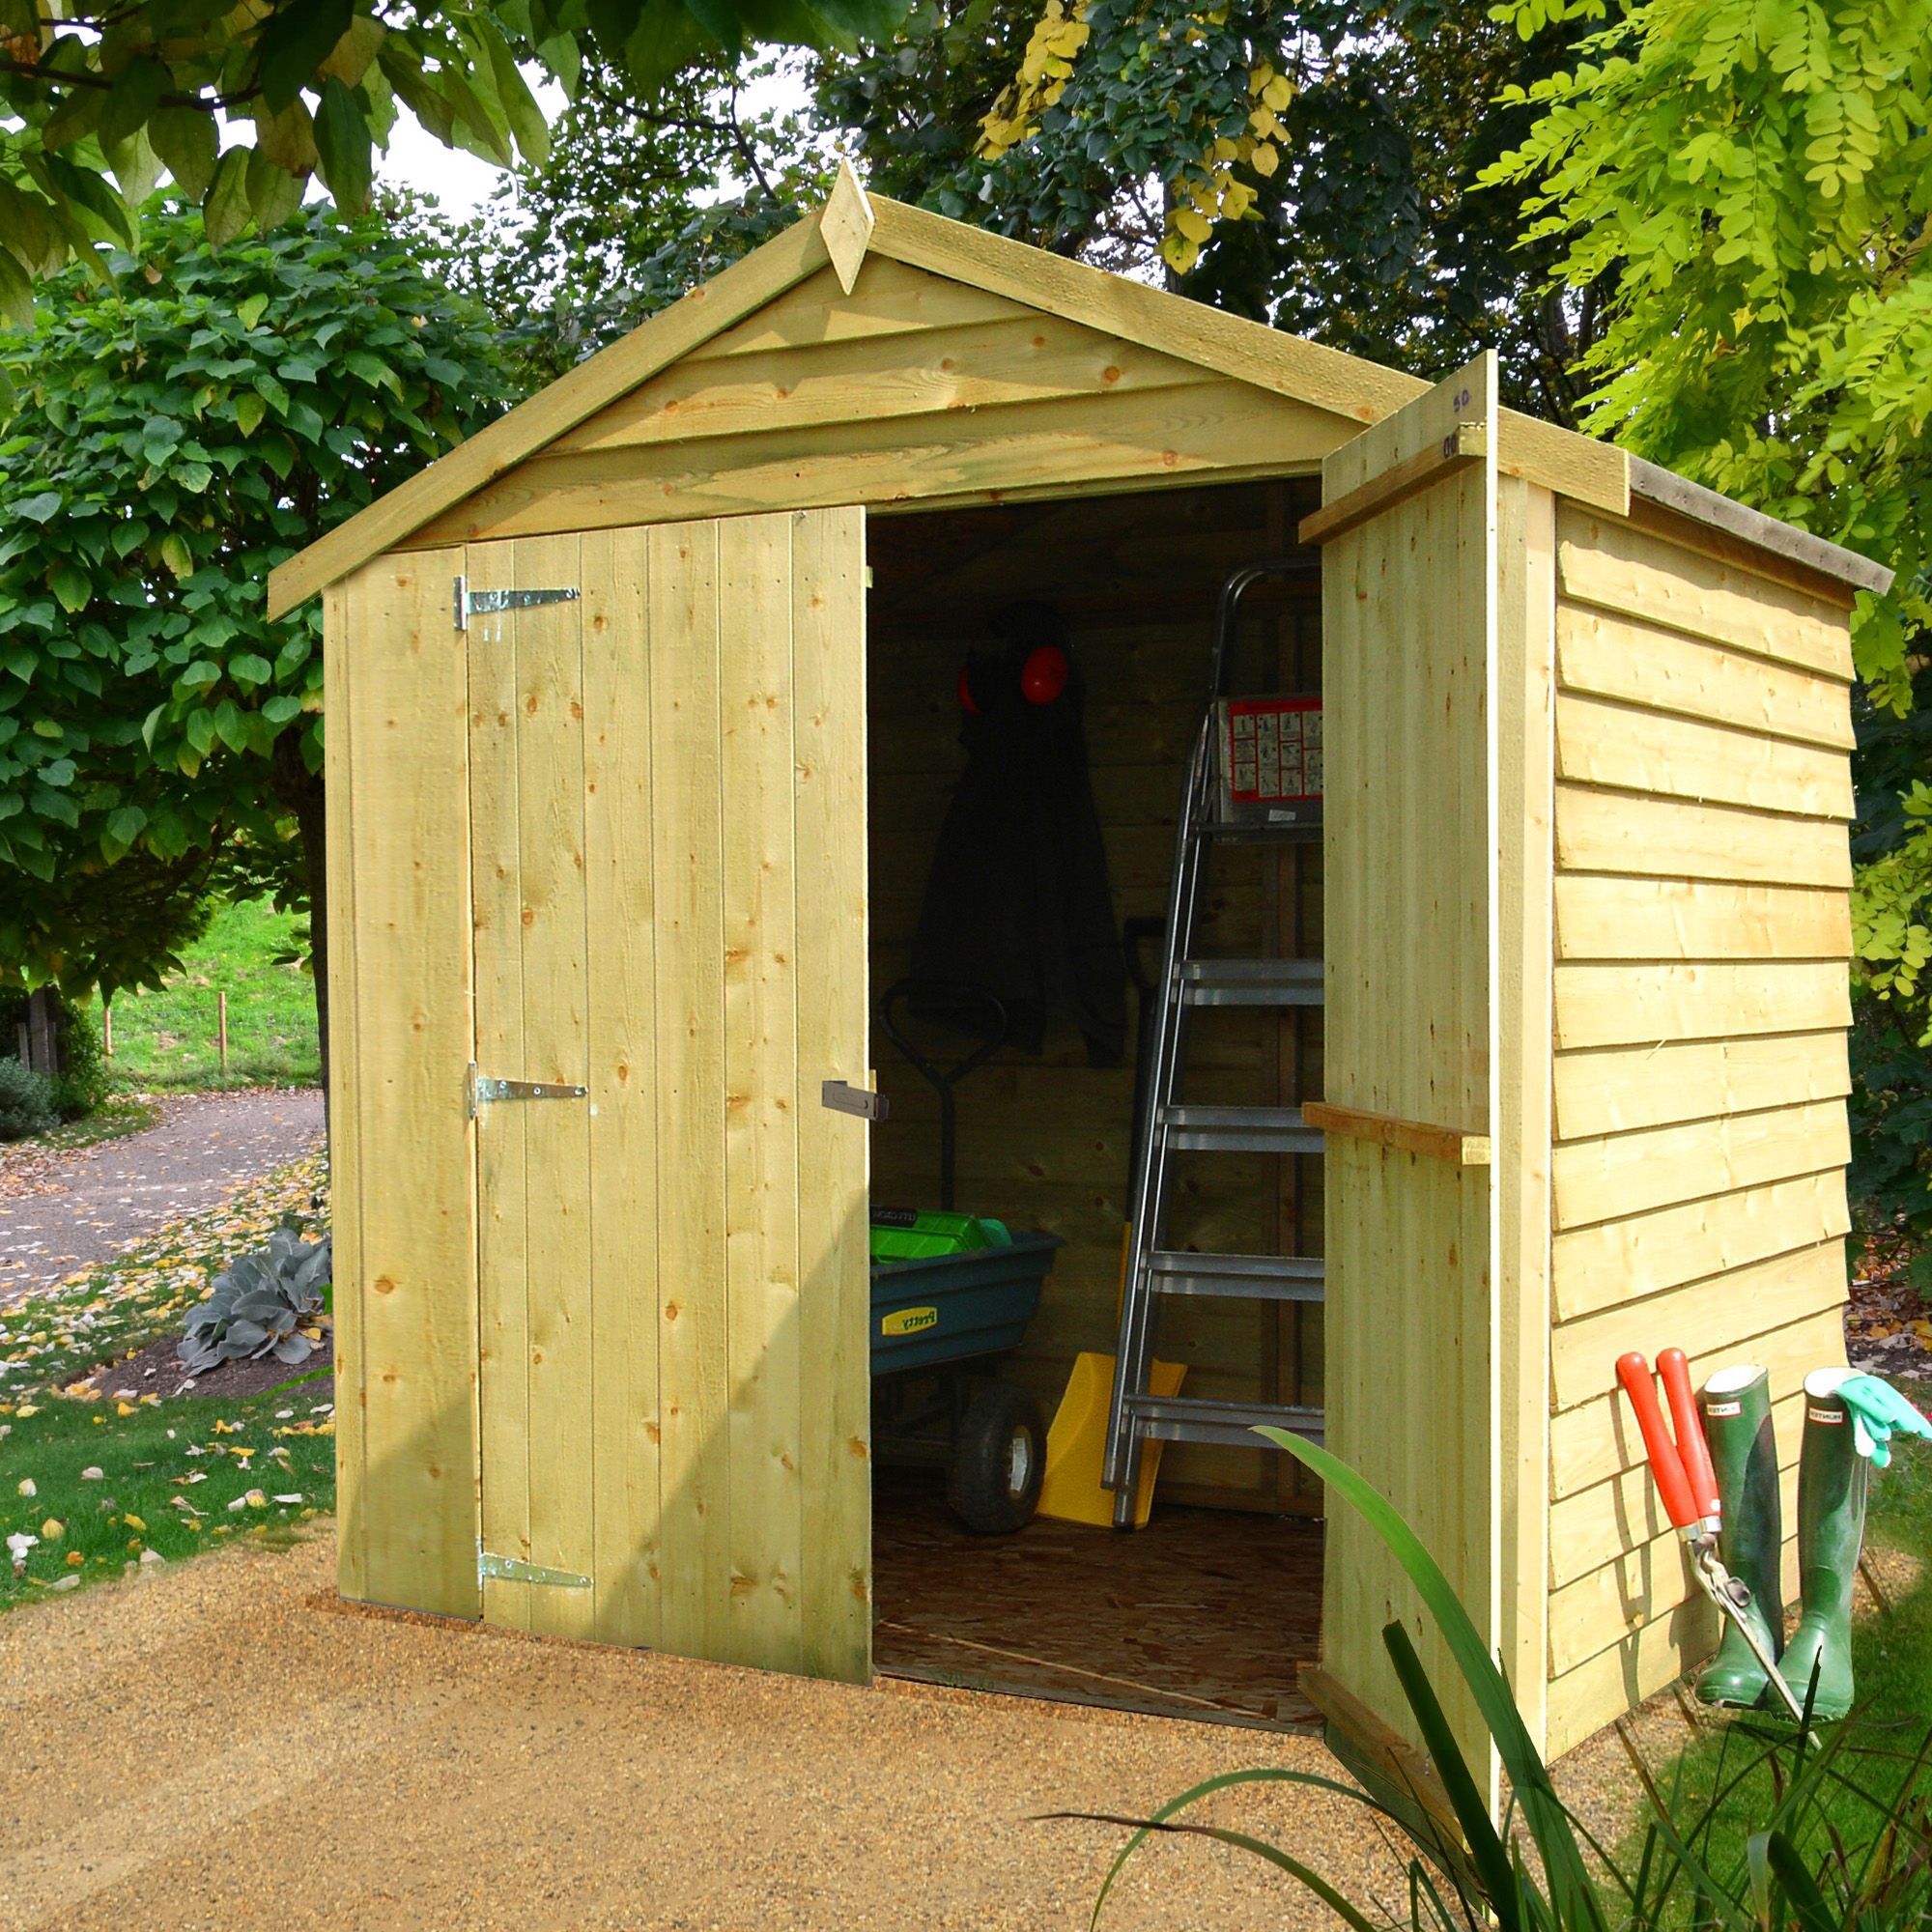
[1148,1251,1325,1302]
[1122,1394,1325,1450]
[1159,1105,1324,1154]
[1178,957,1323,1008]
[1195,816,1321,843]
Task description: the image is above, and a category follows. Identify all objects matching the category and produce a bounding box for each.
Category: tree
[0,198,523,1083]
[458,4,1608,415]
[440,52,838,383]
[1483,0,1932,1228]
[0,0,909,319]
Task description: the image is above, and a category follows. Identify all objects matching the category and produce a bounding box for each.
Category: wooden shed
[270,165,1891,1788]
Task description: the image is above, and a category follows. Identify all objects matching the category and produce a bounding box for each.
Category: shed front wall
[329,512,873,1682]
[1539,508,1856,1756]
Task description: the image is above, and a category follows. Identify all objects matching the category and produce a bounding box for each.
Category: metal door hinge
[821,1079,889,1122]
[454,575,581,632]
[478,1549,589,1588]
[468,1062,588,1118]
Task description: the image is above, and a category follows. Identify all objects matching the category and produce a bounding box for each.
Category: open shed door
[465,508,872,1682]
[1313,357,1501,1794]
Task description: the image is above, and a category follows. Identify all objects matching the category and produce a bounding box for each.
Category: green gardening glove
[1838,1375,1932,1469]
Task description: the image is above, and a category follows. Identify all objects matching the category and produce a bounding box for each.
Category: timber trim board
[1628,458,1892,599]
[1302,1098,1492,1166]
[1298,423,1487,545]
[1297,1666,1470,1874]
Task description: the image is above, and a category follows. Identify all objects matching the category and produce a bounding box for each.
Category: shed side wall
[1541,508,1855,1757]
[399,260,1350,549]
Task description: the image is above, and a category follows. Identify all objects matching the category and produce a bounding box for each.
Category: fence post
[217,990,228,1077]
[102,1003,112,1057]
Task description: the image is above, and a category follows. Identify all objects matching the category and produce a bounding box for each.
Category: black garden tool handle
[878,978,1009,1211]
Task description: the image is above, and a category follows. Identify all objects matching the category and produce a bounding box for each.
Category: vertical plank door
[1317,355,1503,1800]
[465,510,873,1678]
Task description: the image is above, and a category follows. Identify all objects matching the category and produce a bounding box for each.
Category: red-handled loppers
[1616,1350,1804,1723]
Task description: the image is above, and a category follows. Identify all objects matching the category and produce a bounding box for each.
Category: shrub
[0,986,109,1122]
[48,996,107,1122]
[1084,1433,1932,1932]
[0,1057,57,1141]
[180,1228,332,1373]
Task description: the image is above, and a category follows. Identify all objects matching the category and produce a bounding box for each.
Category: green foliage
[1484,0,1932,1086]
[1484,1,1929,697]
[0,0,914,319]
[0,985,107,1120]
[180,1228,331,1373]
[48,990,106,1121]
[1085,1431,1932,1932]
[0,199,518,994]
[440,54,836,380]
[0,1055,56,1141]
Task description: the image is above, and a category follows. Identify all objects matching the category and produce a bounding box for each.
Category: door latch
[821,1079,889,1122]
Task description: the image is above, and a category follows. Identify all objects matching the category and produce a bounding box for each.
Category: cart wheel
[948,1381,1046,1534]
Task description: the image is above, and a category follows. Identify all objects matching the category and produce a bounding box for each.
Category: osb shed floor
[0,1530,1406,1932]
[872,1467,1323,1729]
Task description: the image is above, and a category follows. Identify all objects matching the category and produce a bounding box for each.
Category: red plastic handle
[1616,1351,1697,1532]
[1660,1348,1719,1526]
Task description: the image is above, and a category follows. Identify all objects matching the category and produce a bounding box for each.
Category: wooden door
[1317,356,1501,1790]
[466,509,872,1681]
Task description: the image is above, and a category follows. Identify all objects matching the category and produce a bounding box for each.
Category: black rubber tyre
[947,1380,1047,1534]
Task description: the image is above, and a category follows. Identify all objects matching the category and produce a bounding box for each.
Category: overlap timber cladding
[866,481,1324,1508]
[407,256,1346,548]
[1541,510,1856,1755]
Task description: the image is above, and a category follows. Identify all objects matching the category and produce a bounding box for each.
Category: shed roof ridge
[261,175,1922,614]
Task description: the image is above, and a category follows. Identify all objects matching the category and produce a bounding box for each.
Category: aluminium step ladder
[1102,558,1326,1527]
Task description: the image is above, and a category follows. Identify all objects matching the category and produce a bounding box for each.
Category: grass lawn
[97,895,320,1092]
[0,1148,333,1606]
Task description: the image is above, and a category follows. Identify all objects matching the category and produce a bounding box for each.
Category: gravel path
[0,1534,1417,1932]
[0,1090,325,1308]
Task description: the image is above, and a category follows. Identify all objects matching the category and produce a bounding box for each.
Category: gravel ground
[0,1531,1423,1932]
[0,1091,324,1309]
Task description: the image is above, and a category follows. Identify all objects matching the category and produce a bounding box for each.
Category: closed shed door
[465,509,872,1681]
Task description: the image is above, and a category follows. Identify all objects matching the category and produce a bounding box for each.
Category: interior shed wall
[398,256,1350,549]
[865,480,1325,1506]
[1539,508,1857,1756]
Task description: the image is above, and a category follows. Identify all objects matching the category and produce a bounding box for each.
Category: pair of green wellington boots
[1695,1366,1868,1719]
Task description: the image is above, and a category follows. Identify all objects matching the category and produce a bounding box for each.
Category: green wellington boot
[1776,1371,1870,1721]
[1696,1365,1784,1706]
